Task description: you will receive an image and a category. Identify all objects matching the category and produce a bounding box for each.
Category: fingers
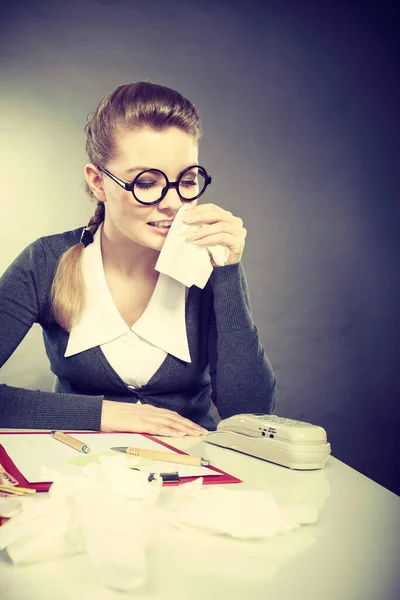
[143,411,206,437]
[183,203,238,225]
[186,221,247,265]
[186,222,246,244]
[183,204,246,265]
[146,405,206,433]
[186,221,239,238]
[101,400,208,437]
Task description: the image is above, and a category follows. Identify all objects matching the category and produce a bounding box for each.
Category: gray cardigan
[0,227,276,430]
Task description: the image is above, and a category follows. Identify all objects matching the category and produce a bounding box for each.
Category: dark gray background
[1,0,399,494]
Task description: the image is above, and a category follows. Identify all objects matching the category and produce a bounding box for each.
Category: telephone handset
[206,414,331,470]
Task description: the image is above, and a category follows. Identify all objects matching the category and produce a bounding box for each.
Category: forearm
[209,262,254,331]
[208,262,277,418]
[210,328,276,418]
[0,384,104,430]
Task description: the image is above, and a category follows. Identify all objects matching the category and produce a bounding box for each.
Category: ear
[84,163,107,202]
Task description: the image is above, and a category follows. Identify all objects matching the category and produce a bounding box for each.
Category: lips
[147,220,174,237]
[147,220,173,228]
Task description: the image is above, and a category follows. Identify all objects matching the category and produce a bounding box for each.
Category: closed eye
[136,182,157,189]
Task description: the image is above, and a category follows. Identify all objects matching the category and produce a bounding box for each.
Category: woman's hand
[101,400,208,437]
[183,203,247,266]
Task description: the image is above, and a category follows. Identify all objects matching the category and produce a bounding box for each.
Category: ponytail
[50,201,105,331]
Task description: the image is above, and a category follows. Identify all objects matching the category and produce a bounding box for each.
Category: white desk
[0,433,399,600]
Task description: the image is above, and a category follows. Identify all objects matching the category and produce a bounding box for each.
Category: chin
[143,234,166,252]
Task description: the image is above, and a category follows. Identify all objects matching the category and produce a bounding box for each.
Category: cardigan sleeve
[0,240,104,429]
[207,261,277,419]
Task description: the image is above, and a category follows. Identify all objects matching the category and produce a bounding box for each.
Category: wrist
[100,399,113,432]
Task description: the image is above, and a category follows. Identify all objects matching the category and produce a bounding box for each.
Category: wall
[1,0,399,494]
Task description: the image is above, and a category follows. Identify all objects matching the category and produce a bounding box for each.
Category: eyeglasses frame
[98,164,212,205]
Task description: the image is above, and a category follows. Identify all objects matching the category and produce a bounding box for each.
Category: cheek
[118,194,152,224]
[119,195,134,218]
[109,190,135,216]
[105,187,153,225]
[119,190,134,208]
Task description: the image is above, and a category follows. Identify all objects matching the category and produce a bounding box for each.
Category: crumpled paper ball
[168,478,318,538]
[0,462,319,591]
[0,455,162,591]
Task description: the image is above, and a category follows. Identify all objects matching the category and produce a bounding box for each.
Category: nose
[157,185,183,212]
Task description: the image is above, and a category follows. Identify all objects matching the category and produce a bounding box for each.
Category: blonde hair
[50,81,203,331]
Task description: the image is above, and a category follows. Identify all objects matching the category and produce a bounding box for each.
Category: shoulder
[36,226,83,260]
[3,227,84,277]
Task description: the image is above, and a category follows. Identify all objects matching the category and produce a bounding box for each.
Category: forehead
[113,127,198,174]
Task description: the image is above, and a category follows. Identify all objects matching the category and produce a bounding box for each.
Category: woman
[0,81,276,435]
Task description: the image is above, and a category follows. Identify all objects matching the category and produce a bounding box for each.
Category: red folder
[0,431,241,492]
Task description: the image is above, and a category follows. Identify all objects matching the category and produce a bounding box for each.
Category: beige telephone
[206,414,331,470]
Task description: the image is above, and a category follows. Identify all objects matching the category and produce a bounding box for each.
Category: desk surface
[0,432,399,600]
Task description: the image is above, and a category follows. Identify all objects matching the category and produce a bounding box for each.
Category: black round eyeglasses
[98,165,212,205]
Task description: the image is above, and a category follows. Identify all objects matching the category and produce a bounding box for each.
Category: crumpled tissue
[0,466,319,591]
[155,203,230,288]
[168,478,318,538]
[0,496,22,519]
[0,455,162,592]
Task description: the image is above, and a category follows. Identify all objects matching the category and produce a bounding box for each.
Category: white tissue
[155,204,230,288]
[0,493,84,564]
[0,465,319,590]
[0,496,23,519]
[169,479,318,538]
[0,456,162,591]
[78,491,147,591]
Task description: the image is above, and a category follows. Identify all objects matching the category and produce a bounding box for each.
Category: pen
[112,447,210,467]
[149,472,180,482]
[131,468,180,482]
[51,431,90,454]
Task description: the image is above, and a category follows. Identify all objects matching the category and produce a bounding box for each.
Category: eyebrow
[123,165,198,176]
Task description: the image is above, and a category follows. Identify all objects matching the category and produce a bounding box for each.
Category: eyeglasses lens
[134,168,206,203]
[179,167,206,200]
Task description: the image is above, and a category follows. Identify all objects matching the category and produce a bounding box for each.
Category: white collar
[64,223,191,362]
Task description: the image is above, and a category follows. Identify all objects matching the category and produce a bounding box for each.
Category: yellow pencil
[51,431,90,454]
[0,484,36,495]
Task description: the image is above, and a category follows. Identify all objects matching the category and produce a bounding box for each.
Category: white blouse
[64,223,191,389]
